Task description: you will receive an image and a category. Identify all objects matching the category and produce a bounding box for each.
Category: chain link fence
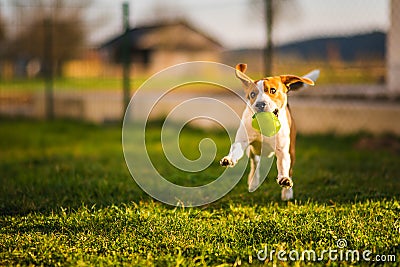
[0,0,398,134]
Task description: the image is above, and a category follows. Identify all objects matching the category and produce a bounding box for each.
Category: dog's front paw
[277,177,293,188]
[220,156,235,167]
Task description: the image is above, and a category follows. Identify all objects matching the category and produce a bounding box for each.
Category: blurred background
[0,0,399,134]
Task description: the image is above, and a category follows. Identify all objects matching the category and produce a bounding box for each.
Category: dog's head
[235,63,316,116]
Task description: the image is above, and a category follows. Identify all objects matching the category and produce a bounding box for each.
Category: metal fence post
[122,2,131,118]
[388,0,400,93]
[44,17,54,120]
[263,0,273,76]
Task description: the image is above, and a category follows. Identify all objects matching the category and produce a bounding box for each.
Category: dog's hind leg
[281,129,295,200]
[277,106,295,201]
[248,148,260,192]
[281,107,296,201]
[287,106,296,178]
[281,187,293,201]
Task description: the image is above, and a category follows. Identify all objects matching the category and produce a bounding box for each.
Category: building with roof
[99,20,223,74]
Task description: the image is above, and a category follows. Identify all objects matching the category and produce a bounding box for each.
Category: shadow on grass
[1,119,399,215]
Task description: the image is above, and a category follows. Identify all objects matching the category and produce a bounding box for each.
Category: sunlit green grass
[0,77,144,92]
[0,59,386,94]
[0,119,399,266]
[0,75,237,93]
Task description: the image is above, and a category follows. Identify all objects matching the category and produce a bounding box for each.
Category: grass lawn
[0,77,143,92]
[0,59,385,93]
[0,119,399,266]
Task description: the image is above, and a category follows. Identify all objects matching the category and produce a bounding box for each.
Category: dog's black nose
[255,102,266,111]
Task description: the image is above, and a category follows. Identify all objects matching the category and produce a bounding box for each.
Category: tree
[0,14,5,43]
[0,8,6,57]
[249,0,299,75]
[6,0,90,77]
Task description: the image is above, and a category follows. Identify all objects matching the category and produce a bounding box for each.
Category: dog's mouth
[272,108,279,117]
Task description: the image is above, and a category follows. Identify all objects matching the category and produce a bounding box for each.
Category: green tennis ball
[252,112,281,137]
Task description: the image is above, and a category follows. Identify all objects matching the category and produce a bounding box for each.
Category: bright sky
[1,0,390,48]
[93,0,389,48]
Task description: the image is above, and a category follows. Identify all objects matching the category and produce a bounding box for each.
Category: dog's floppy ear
[235,63,254,90]
[280,75,314,91]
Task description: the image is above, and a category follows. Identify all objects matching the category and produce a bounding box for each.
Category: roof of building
[100,20,223,51]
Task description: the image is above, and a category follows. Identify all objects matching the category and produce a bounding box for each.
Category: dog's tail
[302,69,320,88]
[288,69,320,91]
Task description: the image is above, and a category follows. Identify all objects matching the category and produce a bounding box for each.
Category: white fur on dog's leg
[248,154,260,192]
[248,175,260,192]
[281,187,293,201]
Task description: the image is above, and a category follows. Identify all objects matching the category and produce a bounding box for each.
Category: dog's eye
[250,92,256,98]
[270,88,276,94]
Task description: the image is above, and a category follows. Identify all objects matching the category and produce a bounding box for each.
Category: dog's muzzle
[254,102,279,117]
[255,102,266,112]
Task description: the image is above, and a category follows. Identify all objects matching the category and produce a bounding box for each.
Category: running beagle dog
[220,64,319,200]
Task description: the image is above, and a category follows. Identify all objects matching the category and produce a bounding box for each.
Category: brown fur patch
[261,77,287,109]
